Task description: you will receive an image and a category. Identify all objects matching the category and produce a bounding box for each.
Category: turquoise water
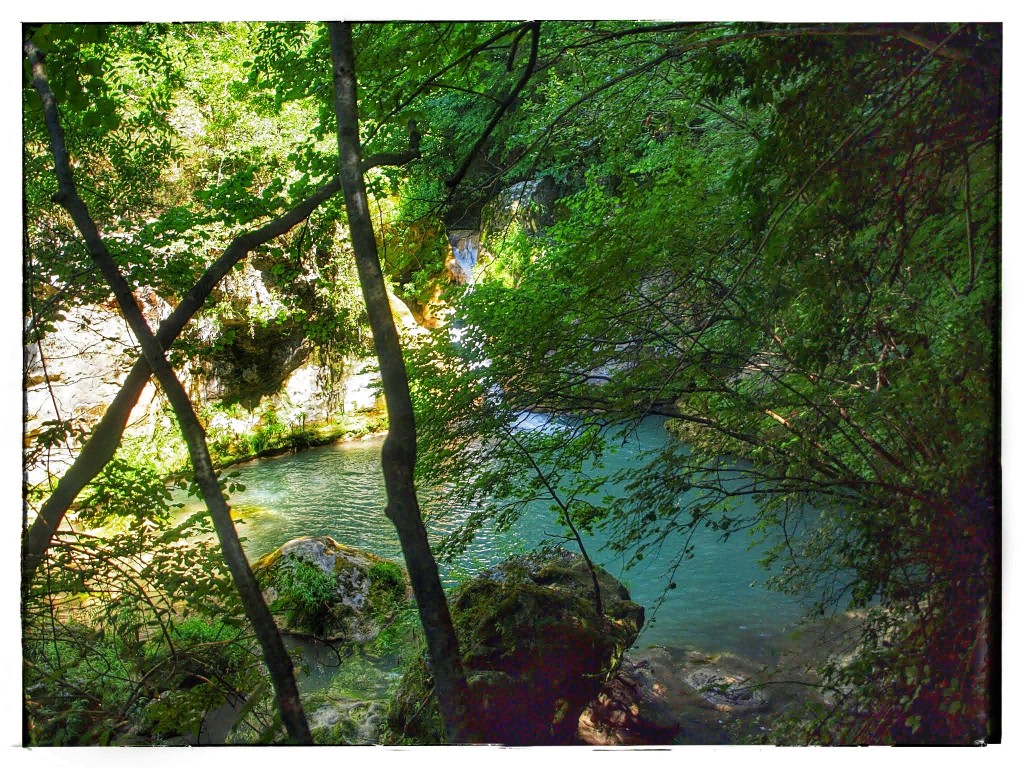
[210,418,809,661]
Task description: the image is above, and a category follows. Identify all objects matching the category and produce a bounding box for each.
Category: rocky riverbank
[205,537,862,746]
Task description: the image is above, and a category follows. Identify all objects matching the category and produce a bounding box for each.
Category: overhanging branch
[445,21,541,193]
[360,119,422,172]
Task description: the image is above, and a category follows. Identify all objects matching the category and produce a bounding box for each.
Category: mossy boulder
[387,548,644,745]
[307,700,386,745]
[253,536,409,642]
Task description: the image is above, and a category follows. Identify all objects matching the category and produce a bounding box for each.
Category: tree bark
[25,39,312,745]
[23,176,342,587]
[326,21,475,743]
[22,104,423,589]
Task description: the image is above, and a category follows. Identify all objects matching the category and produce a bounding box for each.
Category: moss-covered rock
[252,536,409,642]
[307,699,386,745]
[388,548,644,745]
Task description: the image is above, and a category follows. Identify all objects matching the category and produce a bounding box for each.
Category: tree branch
[502,426,603,618]
[24,37,312,745]
[445,21,541,193]
[365,21,531,145]
[360,119,421,172]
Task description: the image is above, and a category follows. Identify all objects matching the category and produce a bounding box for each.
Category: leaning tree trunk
[22,175,342,589]
[23,136,420,590]
[24,39,312,745]
[327,21,475,743]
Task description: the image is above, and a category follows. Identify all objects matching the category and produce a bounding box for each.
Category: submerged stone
[578,652,682,745]
[253,536,409,643]
[579,646,773,746]
[682,667,770,713]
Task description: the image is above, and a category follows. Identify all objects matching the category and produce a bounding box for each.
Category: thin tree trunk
[22,110,422,589]
[24,39,312,745]
[22,176,342,588]
[326,21,475,743]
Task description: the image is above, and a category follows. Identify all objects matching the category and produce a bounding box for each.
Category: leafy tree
[410,22,999,744]
[22,20,999,745]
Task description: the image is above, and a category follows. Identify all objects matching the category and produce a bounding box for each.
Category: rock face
[578,651,682,745]
[482,177,557,239]
[252,536,409,643]
[578,646,773,746]
[24,295,170,486]
[209,317,312,408]
[388,548,644,745]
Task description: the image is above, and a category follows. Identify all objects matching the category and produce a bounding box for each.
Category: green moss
[534,563,576,583]
[268,556,338,636]
[369,560,404,589]
[308,700,383,745]
[208,412,388,470]
[368,560,407,615]
[384,655,445,745]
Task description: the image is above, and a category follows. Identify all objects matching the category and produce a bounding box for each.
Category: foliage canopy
[23,20,998,745]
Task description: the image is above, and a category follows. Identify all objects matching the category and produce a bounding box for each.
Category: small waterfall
[511,410,565,434]
[447,230,480,285]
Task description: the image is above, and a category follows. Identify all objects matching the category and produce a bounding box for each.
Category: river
[201,415,810,663]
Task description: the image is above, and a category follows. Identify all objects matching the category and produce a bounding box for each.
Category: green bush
[368,561,406,615]
[271,557,338,635]
[24,625,135,745]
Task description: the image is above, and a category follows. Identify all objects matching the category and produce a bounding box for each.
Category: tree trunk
[326,21,475,743]
[25,39,312,745]
[22,175,343,589]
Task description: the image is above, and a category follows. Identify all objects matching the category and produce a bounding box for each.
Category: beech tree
[326,21,474,741]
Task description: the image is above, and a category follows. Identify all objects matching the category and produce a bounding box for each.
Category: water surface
[205,418,809,661]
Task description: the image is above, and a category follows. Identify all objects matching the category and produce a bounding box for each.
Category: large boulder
[578,650,682,745]
[252,536,409,642]
[579,646,776,746]
[387,548,644,745]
